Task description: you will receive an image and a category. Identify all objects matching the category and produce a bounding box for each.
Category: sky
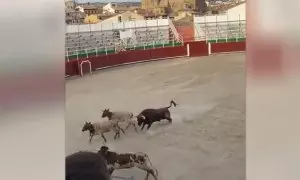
[77,0,141,3]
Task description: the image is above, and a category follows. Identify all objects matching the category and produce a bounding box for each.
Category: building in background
[141,0,207,15]
[84,14,100,24]
[65,9,86,24]
[81,3,101,15]
[103,2,117,14]
[103,2,130,14]
[99,10,145,24]
[226,1,245,19]
[65,0,86,24]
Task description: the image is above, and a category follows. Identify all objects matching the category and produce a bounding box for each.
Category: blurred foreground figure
[66,151,110,180]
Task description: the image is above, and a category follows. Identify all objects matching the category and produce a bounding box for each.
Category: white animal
[102,109,138,132]
[81,121,122,143]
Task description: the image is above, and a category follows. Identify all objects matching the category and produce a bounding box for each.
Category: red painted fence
[66,41,246,77]
[211,42,246,54]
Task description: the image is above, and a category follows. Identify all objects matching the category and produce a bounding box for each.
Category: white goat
[101,109,138,132]
[81,121,122,143]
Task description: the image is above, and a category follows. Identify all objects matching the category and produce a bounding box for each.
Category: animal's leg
[145,172,149,180]
[136,164,158,180]
[89,133,94,144]
[166,117,172,122]
[141,122,146,131]
[133,123,138,132]
[164,111,172,123]
[117,130,121,138]
[101,133,107,143]
[147,122,153,130]
[108,166,115,175]
[125,122,132,130]
[113,130,119,139]
[117,124,126,134]
[149,169,158,180]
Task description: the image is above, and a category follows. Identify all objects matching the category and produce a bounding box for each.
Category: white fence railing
[194,14,245,23]
[168,18,183,43]
[66,19,170,33]
[194,16,246,42]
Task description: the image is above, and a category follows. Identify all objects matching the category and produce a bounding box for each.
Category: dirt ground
[66,53,245,180]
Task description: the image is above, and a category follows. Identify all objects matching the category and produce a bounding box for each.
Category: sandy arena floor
[66,53,245,180]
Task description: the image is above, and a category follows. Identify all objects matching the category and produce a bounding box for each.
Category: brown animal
[98,146,158,180]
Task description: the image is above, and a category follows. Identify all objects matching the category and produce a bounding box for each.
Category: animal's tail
[167,100,177,108]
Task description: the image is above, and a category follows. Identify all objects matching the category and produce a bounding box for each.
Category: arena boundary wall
[65,41,246,78]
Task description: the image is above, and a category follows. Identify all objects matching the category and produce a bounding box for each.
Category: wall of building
[99,11,145,24]
[84,8,101,15]
[141,0,201,12]
[226,3,246,19]
[103,3,116,14]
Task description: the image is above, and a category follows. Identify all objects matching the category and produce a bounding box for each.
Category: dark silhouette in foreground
[66,151,110,180]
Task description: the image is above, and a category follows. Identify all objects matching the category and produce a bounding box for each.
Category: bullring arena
[66,51,245,180]
[65,16,245,180]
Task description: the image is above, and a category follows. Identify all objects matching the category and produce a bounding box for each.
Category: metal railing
[65,25,183,61]
[168,18,184,43]
[194,20,246,42]
[65,38,182,61]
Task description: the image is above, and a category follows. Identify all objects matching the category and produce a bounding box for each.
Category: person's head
[66,151,110,180]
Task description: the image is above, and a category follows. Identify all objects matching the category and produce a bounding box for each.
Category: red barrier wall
[187,41,209,57]
[66,60,79,77]
[211,41,246,54]
[65,41,245,77]
[150,46,187,59]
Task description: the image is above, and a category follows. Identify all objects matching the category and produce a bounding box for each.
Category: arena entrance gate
[78,60,92,76]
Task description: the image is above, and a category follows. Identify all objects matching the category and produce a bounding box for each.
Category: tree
[84,15,99,24]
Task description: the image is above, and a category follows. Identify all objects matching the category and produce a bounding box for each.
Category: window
[118,16,122,22]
